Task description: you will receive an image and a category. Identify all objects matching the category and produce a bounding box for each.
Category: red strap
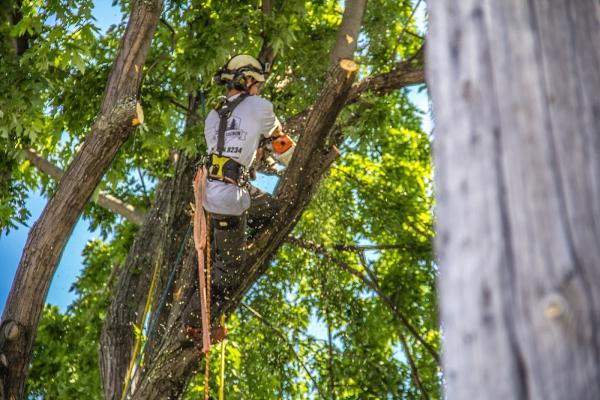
[192,166,211,353]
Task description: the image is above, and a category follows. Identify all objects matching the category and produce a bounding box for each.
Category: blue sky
[0,2,120,313]
[0,191,101,311]
[0,1,430,316]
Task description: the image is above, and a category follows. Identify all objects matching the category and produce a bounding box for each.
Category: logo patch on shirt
[224,116,247,141]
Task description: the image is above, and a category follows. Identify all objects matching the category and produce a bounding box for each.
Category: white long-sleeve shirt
[203,94,280,215]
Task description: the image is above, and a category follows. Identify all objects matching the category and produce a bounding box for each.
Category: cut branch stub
[339,58,359,78]
[132,102,144,126]
[3,322,19,342]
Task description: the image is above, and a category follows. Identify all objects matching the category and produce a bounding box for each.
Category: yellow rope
[204,213,212,400]
[120,253,162,400]
[219,314,227,400]
[207,213,212,325]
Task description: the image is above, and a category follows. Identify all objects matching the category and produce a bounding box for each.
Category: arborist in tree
[182,54,295,348]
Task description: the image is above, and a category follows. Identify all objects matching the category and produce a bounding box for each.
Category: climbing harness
[199,93,250,187]
[205,153,249,186]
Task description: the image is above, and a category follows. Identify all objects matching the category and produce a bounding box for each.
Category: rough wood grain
[428,0,600,398]
[99,151,196,400]
[0,1,162,399]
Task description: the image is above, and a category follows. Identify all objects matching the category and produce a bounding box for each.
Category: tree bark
[0,1,162,399]
[329,0,367,63]
[428,0,600,399]
[100,151,197,400]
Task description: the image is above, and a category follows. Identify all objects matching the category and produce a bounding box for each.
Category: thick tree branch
[0,1,162,398]
[329,0,368,63]
[346,46,425,105]
[285,47,425,136]
[22,149,146,226]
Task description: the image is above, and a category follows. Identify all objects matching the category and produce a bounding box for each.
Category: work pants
[182,185,279,328]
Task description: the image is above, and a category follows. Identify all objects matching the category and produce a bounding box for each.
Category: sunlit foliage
[1,0,436,398]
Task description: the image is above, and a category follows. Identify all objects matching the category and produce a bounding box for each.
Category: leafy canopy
[0,0,436,398]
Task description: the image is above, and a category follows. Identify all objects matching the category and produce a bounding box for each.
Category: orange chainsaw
[267,133,295,166]
[254,130,296,176]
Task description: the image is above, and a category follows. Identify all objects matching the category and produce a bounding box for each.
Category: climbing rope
[192,84,217,396]
[193,165,211,352]
[192,165,213,399]
[120,86,209,399]
[219,315,227,400]
[198,85,218,400]
[120,223,193,399]
[120,252,162,400]
[204,213,212,400]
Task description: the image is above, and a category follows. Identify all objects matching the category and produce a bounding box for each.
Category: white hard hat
[216,54,266,83]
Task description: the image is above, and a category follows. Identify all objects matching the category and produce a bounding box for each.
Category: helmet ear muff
[214,72,226,85]
[230,72,247,91]
[215,54,266,88]
[214,54,236,85]
[213,65,229,85]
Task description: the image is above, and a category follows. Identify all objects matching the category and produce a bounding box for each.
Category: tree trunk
[103,45,361,400]
[0,1,162,399]
[101,1,369,398]
[101,36,427,400]
[428,0,600,399]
